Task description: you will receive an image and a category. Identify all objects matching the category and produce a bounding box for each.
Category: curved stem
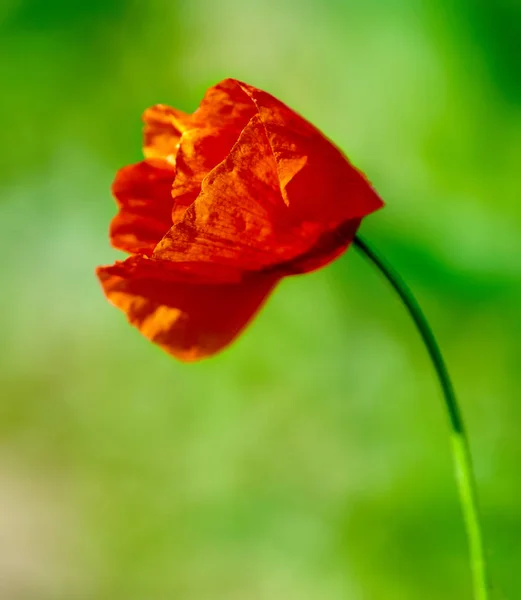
[353,235,489,600]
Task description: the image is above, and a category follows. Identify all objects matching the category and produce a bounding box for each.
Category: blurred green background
[1,0,520,598]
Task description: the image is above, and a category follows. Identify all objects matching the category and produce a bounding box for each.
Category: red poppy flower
[96,79,383,361]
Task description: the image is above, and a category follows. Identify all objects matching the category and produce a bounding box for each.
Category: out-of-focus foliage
[0,1,519,599]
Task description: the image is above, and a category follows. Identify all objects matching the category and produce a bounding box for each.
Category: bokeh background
[1,0,520,598]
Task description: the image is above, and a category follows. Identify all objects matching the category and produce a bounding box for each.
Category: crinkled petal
[154,115,319,271]
[171,127,243,224]
[96,256,278,361]
[236,80,384,226]
[191,78,256,130]
[154,81,383,276]
[140,80,257,224]
[110,159,176,255]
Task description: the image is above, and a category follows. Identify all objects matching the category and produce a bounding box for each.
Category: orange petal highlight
[142,104,191,162]
[110,159,176,255]
[96,256,278,361]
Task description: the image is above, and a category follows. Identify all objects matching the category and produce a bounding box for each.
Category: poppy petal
[236,80,384,226]
[191,78,256,130]
[154,115,318,271]
[277,218,361,275]
[110,159,176,255]
[142,104,191,162]
[170,127,244,224]
[96,256,278,361]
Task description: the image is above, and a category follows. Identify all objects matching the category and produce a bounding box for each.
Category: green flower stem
[353,235,489,600]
